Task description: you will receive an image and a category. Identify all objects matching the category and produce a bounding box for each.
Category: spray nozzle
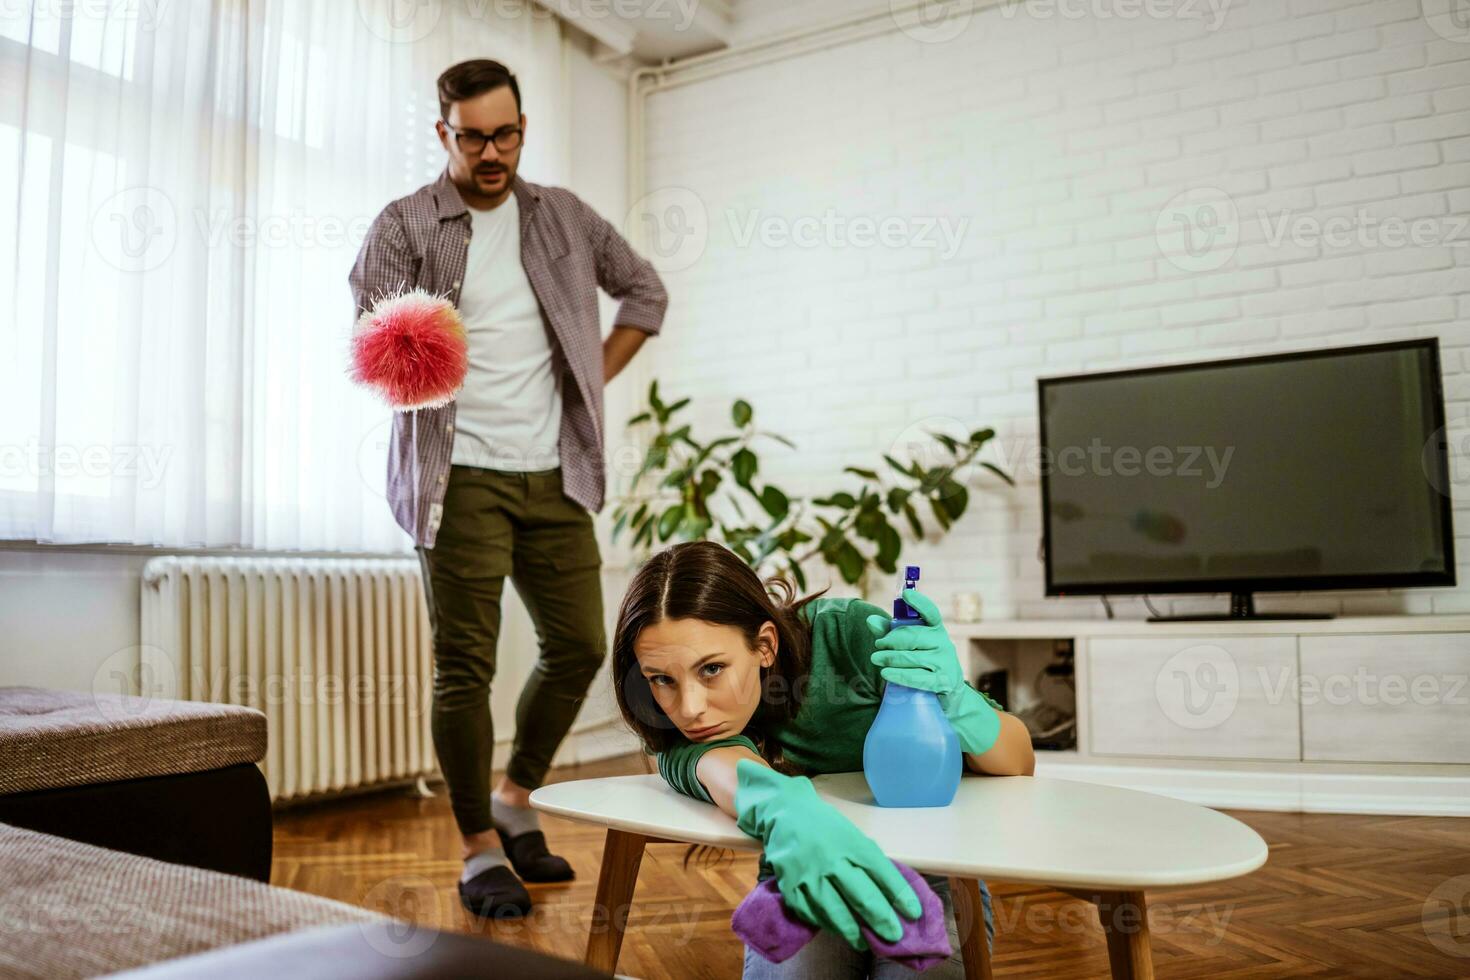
[892,565,922,622]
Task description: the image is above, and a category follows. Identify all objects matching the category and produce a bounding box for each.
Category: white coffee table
[531,772,1268,979]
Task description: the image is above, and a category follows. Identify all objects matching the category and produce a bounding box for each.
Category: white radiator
[140,556,436,802]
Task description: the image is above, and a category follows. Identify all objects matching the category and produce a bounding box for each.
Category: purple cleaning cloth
[731,861,953,971]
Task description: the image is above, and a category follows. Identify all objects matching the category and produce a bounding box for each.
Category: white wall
[641,0,1470,618]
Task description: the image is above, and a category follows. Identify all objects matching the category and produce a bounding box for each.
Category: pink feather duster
[350,289,468,410]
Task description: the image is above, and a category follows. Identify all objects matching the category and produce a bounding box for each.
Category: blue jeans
[742,872,995,980]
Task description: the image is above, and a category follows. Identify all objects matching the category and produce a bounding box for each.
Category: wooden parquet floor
[271,755,1470,979]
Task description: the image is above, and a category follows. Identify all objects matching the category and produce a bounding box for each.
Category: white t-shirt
[450,193,563,471]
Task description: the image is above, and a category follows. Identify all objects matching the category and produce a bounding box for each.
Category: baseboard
[1034,758,1470,816]
[472,716,646,776]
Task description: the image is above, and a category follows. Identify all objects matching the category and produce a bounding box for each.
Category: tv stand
[1147,591,1335,622]
[949,614,1470,816]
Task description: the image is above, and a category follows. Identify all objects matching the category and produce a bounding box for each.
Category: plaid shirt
[349,171,668,548]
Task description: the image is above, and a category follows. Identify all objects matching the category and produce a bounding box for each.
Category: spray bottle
[862,565,963,807]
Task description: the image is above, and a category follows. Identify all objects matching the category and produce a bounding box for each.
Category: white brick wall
[638,0,1470,618]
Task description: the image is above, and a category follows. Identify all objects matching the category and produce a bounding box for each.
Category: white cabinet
[1299,634,1470,765]
[951,616,1470,813]
[1088,636,1300,761]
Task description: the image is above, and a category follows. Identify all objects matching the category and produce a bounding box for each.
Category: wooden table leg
[585,828,648,973]
[948,876,994,980]
[1061,889,1153,980]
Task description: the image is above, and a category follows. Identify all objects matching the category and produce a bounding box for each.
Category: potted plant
[610,381,1015,597]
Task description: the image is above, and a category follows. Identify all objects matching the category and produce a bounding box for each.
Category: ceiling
[538,0,896,66]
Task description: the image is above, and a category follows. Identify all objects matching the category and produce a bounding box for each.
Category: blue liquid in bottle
[863,565,963,808]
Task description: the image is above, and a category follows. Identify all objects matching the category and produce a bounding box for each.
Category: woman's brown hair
[611,540,828,869]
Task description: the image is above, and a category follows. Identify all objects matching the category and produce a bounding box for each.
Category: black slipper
[494,827,574,883]
[457,864,533,918]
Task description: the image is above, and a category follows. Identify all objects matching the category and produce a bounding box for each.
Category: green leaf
[787,558,807,592]
[854,508,884,540]
[764,433,796,449]
[759,486,789,520]
[903,501,924,538]
[882,454,912,478]
[634,517,656,548]
[657,505,682,541]
[634,444,669,484]
[933,432,960,454]
[886,487,911,513]
[939,479,969,519]
[981,461,1016,487]
[814,491,857,509]
[649,379,664,415]
[627,411,651,426]
[691,435,740,468]
[732,399,753,427]
[876,521,901,570]
[732,448,758,488]
[834,539,864,584]
[818,521,845,552]
[665,397,690,417]
[929,496,952,531]
[844,467,880,482]
[968,427,995,446]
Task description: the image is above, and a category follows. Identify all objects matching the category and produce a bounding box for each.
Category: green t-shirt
[654,595,1004,872]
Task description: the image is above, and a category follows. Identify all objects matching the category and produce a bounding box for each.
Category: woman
[611,541,1035,978]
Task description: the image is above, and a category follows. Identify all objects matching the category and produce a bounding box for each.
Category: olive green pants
[417,464,606,836]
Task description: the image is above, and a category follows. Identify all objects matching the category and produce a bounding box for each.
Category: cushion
[0,686,267,795]
[0,821,380,979]
[108,922,613,979]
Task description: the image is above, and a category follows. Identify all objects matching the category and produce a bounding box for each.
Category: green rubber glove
[733,758,922,950]
[865,588,1003,756]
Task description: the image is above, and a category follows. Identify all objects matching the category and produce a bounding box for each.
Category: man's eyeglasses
[443,122,523,155]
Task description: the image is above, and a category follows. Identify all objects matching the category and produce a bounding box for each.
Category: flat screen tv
[1037,338,1455,621]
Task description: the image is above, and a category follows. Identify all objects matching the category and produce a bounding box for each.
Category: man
[349,59,667,918]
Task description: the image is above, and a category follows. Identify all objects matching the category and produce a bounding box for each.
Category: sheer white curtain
[0,0,570,551]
